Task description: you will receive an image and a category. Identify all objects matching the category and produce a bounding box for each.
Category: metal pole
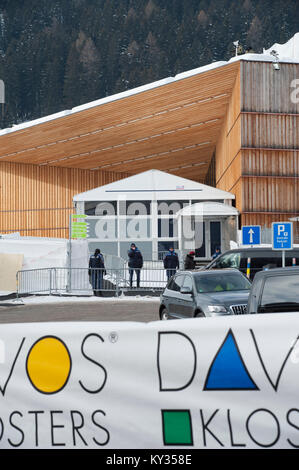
[49,268,52,296]
[116,270,119,297]
[67,214,72,293]
[16,271,19,299]
[282,250,286,268]
[246,257,251,278]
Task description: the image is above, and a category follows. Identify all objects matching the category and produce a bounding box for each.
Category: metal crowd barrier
[16,267,171,298]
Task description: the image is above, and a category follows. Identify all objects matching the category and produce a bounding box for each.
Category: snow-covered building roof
[0,33,297,186]
[73,169,235,202]
[0,33,298,137]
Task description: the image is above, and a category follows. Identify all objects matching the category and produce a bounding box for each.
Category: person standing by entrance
[163,247,179,280]
[212,246,221,259]
[89,248,106,296]
[184,251,196,270]
[128,243,143,288]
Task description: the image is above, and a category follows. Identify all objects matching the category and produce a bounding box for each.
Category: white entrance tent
[73,169,236,260]
[177,202,239,258]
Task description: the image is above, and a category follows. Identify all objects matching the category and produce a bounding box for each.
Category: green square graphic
[162,410,193,446]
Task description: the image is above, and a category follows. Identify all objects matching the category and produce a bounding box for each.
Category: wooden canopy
[0,62,239,181]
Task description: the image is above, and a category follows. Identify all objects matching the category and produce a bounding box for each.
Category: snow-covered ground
[2,293,161,305]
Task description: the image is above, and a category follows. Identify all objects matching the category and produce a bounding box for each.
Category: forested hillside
[0,0,298,127]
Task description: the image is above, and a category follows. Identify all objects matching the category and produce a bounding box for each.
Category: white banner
[1,313,299,449]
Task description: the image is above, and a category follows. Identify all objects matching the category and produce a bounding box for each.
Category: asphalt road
[0,298,160,324]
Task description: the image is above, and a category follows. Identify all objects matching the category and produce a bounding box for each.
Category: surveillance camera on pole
[270,50,279,60]
[233,40,239,56]
[270,49,280,70]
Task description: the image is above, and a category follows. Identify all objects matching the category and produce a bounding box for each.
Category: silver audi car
[159,268,251,320]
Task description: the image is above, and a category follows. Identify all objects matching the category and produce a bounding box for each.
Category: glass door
[195,221,206,258]
[210,221,221,258]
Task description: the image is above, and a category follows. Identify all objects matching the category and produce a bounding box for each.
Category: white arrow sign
[242,225,261,245]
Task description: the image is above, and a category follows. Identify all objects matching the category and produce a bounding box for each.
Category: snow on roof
[177,201,239,217]
[263,32,299,62]
[0,110,72,136]
[73,169,235,202]
[1,33,298,138]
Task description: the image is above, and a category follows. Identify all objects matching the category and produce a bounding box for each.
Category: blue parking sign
[242,225,261,245]
[272,222,293,250]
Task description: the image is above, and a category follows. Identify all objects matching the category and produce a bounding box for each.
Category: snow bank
[0,238,68,270]
[0,237,89,270]
[0,237,90,295]
[4,294,161,305]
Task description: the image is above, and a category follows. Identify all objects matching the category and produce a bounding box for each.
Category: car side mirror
[180,286,193,295]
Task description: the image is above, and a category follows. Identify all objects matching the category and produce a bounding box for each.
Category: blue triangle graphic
[204,331,258,390]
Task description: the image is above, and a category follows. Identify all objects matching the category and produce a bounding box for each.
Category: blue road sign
[272,222,293,250]
[242,225,261,245]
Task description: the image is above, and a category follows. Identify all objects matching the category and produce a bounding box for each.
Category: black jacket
[89,253,105,270]
[184,254,196,270]
[163,251,179,269]
[128,248,143,269]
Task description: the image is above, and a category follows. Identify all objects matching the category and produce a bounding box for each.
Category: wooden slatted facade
[214,60,299,241]
[0,162,130,237]
[0,59,298,239]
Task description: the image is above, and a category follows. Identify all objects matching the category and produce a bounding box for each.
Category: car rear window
[260,274,299,307]
[194,272,251,293]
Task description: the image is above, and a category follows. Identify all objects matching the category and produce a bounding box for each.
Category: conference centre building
[0,37,298,258]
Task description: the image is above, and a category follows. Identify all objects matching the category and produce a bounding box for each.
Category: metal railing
[16,266,172,298]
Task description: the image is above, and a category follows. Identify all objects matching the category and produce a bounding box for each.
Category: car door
[179,274,196,317]
[167,273,185,317]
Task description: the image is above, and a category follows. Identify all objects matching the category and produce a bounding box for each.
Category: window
[217,252,241,269]
[119,201,151,216]
[249,255,279,270]
[158,218,178,238]
[183,275,193,292]
[169,274,185,292]
[194,272,251,293]
[157,201,187,215]
[286,252,299,266]
[260,275,299,310]
[85,201,117,216]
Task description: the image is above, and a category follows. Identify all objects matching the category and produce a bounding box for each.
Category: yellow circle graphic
[26,336,71,394]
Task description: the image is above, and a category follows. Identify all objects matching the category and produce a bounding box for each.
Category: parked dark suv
[204,247,299,280]
[159,269,251,320]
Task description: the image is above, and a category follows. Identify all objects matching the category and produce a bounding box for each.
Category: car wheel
[160,307,169,320]
[195,311,205,318]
